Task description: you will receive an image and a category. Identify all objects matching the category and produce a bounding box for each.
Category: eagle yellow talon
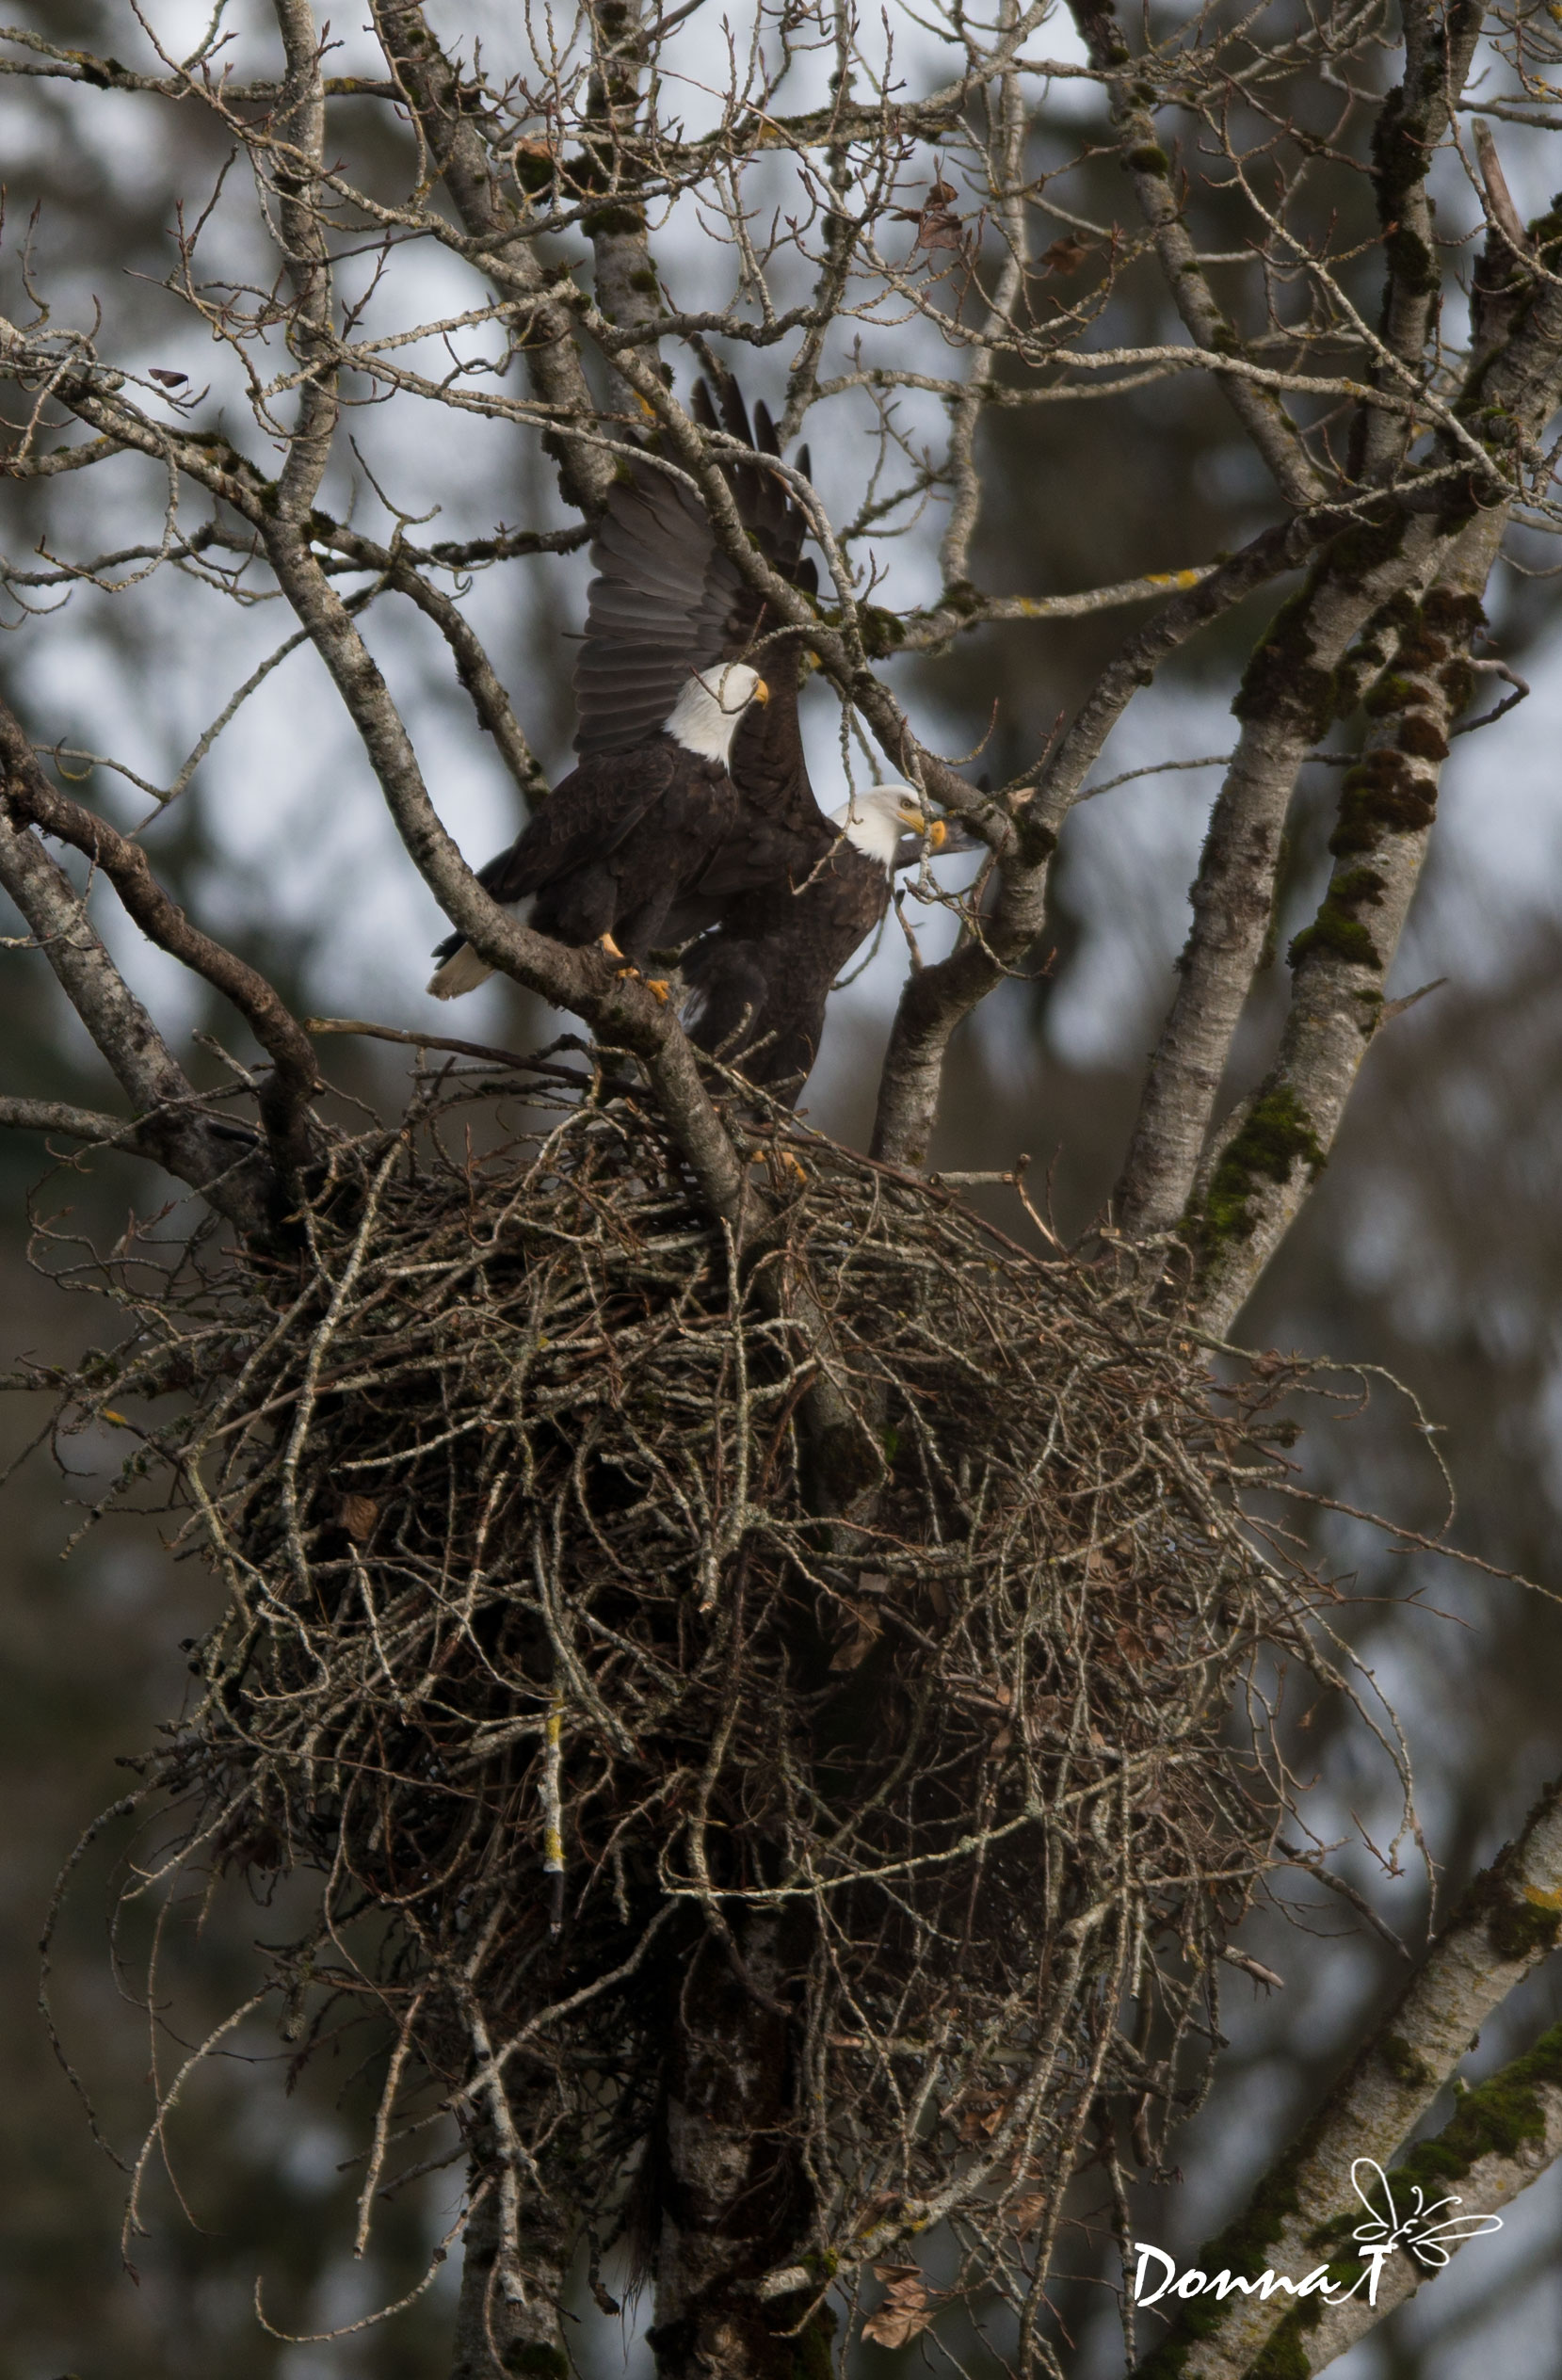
[600,932,626,962]
[608,960,668,1001]
[781,1151,808,1183]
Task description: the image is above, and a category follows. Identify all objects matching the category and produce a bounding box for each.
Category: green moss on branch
[1197,1087,1326,1253]
[1329,749,1437,852]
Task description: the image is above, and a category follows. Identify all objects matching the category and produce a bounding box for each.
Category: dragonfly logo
[1133,2159,1505,2312]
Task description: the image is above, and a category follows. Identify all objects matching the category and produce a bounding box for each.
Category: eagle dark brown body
[432,734,754,975]
[684,793,941,1100]
[684,841,888,1093]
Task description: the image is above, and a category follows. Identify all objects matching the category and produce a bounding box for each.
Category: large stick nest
[30,1066,1347,2368]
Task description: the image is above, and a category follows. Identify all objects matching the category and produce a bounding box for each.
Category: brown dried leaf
[862,2300,934,2349]
[337,1491,381,1542]
[895,176,967,254]
[829,1600,883,1671]
[1039,233,1092,276]
[1009,2189,1048,2239]
[956,2089,1006,2143]
[863,2266,933,2349]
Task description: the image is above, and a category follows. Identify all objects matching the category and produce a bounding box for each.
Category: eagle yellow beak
[926,817,947,849]
[898,801,929,837]
[752,679,770,706]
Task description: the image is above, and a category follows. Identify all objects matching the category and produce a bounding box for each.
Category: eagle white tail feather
[427,943,493,999]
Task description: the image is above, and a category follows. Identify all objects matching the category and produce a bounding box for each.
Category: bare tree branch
[1067,0,1327,509]
[319,524,551,810]
[1111,510,1436,1240]
[0,796,272,1232]
[0,698,320,1189]
[0,1095,166,1157]
[871,522,1316,1169]
[1266,2020,1562,2374]
[1136,1778,1562,2379]
[269,0,337,524]
[366,0,616,515]
[1353,0,1485,488]
[1183,233,1562,1317]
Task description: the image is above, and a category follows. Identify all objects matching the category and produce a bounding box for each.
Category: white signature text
[1134,2159,1504,2313]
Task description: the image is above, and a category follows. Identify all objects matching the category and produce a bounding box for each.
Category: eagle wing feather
[573,469,747,759]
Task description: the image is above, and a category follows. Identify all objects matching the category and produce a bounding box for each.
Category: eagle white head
[664,663,769,763]
[831,783,932,870]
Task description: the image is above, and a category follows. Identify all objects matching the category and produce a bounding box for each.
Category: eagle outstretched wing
[695,378,820,834]
[691,376,817,619]
[572,467,749,761]
[573,382,819,834]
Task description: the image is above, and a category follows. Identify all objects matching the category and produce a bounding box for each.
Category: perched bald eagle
[683,785,941,1098]
[428,379,822,999]
[427,662,769,997]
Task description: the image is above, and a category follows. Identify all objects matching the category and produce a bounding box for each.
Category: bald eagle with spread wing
[428,380,822,998]
[683,784,950,1100]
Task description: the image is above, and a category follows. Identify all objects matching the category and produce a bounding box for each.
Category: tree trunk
[646,1922,831,2380]
[450,2134,569,2380]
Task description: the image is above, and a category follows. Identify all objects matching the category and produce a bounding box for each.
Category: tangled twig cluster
[29,1066,1360,2368]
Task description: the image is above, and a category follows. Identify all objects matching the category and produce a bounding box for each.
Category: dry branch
[1255,2021,1562,2374]
[1135,1778,1562,2378]
[0,697,320,1190]
[0,780,275,1233]
[367,0,616,516]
